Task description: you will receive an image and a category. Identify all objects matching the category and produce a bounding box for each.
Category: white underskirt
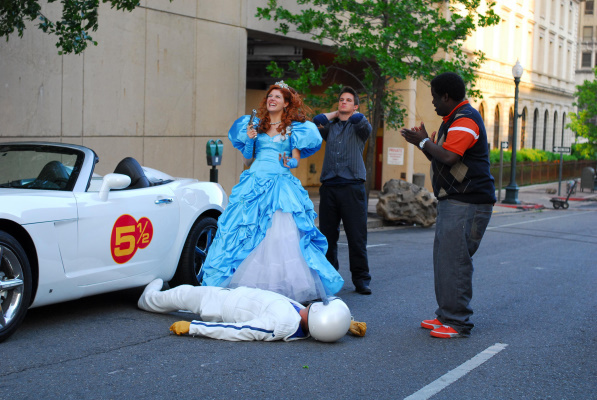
[225,210,326,303]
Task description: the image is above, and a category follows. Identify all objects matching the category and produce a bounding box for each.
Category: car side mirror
[99,173,131,201]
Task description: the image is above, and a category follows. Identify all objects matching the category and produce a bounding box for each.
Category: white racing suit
[140,284,307,341]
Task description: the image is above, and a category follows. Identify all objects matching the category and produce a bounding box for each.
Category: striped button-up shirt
[315,114,372,183]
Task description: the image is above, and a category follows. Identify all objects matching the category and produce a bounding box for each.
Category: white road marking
[488,211,593,230]
[108,369,124,375]
[338,243,388,248]
[403,343,508,400]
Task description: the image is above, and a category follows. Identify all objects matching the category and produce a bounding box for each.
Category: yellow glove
[170,321,191,335]
[349,320,367,337]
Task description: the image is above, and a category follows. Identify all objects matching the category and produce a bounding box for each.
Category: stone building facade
[374,0,580,190]
[470,0,579,153]
[0,0,583,194]
[576,0,597,85]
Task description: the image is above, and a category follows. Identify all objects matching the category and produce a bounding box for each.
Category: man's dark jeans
[434,199,493,335]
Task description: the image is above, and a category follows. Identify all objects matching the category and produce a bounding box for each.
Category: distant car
[0,142,227,342]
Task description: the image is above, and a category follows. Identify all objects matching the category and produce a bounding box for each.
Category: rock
[376,179,437,227]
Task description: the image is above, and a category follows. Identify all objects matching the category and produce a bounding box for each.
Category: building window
[533,109,539,148]
[508,107,514,151]
[549,37,555,75]
[552,111,558,152]
[500,19,508,60]
[538,34,545,73]
[521,108,527,149]
[493,106,500,150]
[582,52,592,68]
[587,1,594,15]
[561,113,566,146]
[583,26,593,41]
[543,110,549,151]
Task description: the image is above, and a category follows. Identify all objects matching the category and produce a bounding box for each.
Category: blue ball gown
[201,115,344,303]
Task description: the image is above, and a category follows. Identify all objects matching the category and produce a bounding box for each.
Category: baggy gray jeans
[433,199,493,336]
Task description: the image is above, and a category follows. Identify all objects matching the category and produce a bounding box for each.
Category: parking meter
[206,139,224,183]
[206,139,223,166]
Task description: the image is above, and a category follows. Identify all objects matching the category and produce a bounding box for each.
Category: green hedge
[489,147,586,164]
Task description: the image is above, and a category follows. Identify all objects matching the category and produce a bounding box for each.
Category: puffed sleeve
[228,115,260,153]
[290,120,322,158]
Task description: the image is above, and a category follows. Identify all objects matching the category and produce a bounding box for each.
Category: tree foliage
[0,0,144,54]
[256,0,500,192]
[567,67,597,160]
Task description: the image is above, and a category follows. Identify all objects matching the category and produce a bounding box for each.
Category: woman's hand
[247,126,258,140]
[279,152,298,169]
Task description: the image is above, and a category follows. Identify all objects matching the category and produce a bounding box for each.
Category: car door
[68,185,180,286]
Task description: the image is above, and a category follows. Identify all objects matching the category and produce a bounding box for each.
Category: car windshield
[0,144,84,191]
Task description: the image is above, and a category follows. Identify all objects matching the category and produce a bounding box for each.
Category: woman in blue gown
[201,82,344,303]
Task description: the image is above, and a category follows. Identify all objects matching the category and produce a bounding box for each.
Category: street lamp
[503,60,524,204]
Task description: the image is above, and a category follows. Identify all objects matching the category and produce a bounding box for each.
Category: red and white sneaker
[430,325,461,338]
[421,318,442,330]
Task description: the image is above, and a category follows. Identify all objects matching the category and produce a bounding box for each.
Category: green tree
[567,67,597,159]
[0,0,150,55]
[256,0,500,193]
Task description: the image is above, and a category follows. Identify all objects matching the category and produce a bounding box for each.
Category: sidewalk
[493,181,597,213]
[307,181,597,230]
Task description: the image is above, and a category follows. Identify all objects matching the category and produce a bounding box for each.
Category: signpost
[553,146,571,196]
[553,146,571,153]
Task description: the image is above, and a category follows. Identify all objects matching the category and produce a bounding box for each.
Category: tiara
[275,80,290,90]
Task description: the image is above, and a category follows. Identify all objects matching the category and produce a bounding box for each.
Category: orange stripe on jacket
[442,118,480,157]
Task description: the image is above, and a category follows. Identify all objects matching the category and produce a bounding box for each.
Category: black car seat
[113,157,151,189]
[36,160,71,189]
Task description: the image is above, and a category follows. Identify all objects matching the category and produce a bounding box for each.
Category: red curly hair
[257,84,313,138]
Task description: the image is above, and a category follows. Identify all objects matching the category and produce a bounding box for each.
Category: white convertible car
[0,142,227,342]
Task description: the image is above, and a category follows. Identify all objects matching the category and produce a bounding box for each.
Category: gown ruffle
[202,115,344,302]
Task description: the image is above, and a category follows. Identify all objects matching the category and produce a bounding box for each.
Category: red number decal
[111,215,154,264]
[136,217,153,249]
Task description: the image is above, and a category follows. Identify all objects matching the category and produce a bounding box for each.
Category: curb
[495,203,545,210]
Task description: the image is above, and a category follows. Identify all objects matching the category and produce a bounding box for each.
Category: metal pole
[210,166,218,183]
[503,76,521,204]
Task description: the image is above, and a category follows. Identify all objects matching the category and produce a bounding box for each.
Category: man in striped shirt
[313,87,373,295]
[401,72,495,339]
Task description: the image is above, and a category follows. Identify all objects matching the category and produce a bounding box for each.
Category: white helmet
[308,298,352,342]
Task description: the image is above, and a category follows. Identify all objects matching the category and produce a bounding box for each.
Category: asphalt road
[2,206,596,399]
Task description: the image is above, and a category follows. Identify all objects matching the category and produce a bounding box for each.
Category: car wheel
[0,231,32,343]
[170,217,218,287]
